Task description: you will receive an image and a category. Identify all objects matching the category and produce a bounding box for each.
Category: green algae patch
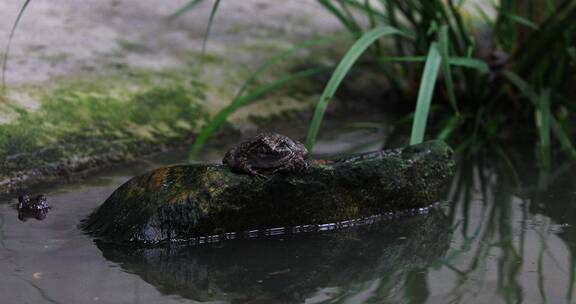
[83,141,455,244]
[0,70,209,193]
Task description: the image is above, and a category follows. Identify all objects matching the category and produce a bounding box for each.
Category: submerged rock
[83,140,455,244]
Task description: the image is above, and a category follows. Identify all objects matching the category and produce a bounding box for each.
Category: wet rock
[83,141,455,244]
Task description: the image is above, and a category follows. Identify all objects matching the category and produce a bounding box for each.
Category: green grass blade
[501,11,540,30]
[437,115,461,141]
[538,89,551,168]
[168,0,205,20]
[363,0,377,29]
[337,0,362,32]
[201,0,221,55]
[2,0,32,89]
[502,71,538,100]
[550,114,576,160]
[317,0,361,33]
[233,33,349,103]
[438,25,459,115]
[545,0,555,14]
[447,0,472,49]
[189,67,326,160]
[475,4,496,27]
[377,56,489,73]
[383,0,406,56]
[340,0,387,18]
[167,0,218,55]
[188,33,348,158]
[567,47,576,64]
[448,57,489,73]
[378,56,428,63]
[503,71,576,159]
[410,43,442,145]
[304,26,408,150]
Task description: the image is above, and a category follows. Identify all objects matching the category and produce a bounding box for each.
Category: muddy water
[0,129,575,304]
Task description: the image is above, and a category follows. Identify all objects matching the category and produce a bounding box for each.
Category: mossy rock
[83,140,455,244]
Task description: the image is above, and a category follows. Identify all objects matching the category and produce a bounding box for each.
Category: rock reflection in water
[96,210,450,303]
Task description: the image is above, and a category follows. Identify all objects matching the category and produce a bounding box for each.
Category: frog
[17,194,50,221]
[223,133,309,177]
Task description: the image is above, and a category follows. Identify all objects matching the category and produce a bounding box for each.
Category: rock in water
[83,140,455,244]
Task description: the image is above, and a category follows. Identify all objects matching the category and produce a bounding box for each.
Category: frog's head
[247,133,308,162]
[223,133,309,172]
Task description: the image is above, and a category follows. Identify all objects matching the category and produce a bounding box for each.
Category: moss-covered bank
[0,56,319,195]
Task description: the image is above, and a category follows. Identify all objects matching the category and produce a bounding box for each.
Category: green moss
[0,72,208,159]
[117,40,152,54]
[130,85,206,130]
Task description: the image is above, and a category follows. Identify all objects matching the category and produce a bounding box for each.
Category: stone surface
[0,0,338,86]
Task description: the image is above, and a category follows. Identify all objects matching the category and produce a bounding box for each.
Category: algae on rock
[84,140,455,244]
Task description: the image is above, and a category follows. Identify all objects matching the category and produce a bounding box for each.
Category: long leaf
[305,26,408,150]
[475,4,496,27]
[437,115,461,141]
[448,57,489,73]
[377,56,489,73]
[232,33,350,104]
[501,11,540,30]
[538,89,551,168]
[201,0,221,55]
[168,0,205,20]
[410,43,442,145]
[189,67,326,160]
[2,0,32,89]
[550,115,576,160]
[188,34,348,158]
[502,71,538,100]
[317,0,361,33]
[503,71,576,159]
[438,25,459,115]
[337,0,362,32]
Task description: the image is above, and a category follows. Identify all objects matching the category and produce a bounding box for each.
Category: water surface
[0,130,575,304]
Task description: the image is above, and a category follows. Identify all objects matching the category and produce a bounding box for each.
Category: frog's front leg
[241,163,268,179]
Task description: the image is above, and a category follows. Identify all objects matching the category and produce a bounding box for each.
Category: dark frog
[223,133,309,177]
[17,194,50,221]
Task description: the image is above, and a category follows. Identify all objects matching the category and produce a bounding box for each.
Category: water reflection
[434,156,576,304]
[97,210,451,303]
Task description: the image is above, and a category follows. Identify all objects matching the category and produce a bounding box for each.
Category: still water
[0,129,574,304]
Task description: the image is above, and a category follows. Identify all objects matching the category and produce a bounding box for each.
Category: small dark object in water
[17,194,50,221]
[223,133,309,176]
